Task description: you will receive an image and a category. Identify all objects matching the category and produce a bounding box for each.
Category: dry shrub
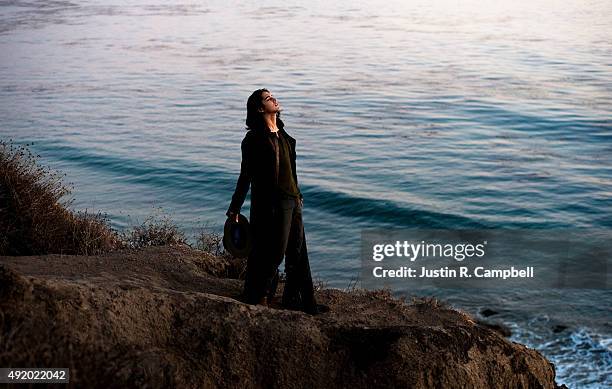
[194,227,248,279]
[195,226,225,256]
[120,212,187,249]
[0,140,246,257]
[345,276,361,292]
[313,276,328,291]
[0,141,119,255]
[411,296,449,310]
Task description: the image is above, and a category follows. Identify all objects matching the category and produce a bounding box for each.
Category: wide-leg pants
[242,197,316,311]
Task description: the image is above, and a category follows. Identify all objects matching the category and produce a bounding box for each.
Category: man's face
[260,91,280,114]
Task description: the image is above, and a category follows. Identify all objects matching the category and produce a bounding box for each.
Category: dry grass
[411,296,449,310]
[0,141,197,256]
[194,225,225,256]
[120,212,187,249]
[345,276,361,292]
[193,226,248,278]
[313,275,328,291]
[0,141,120,255]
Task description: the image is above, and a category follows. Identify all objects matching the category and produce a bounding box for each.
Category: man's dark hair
[245,88,284,131]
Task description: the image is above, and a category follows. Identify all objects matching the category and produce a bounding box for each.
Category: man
[227,88,327,315]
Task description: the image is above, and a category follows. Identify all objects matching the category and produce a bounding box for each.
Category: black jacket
[227,126,303,223]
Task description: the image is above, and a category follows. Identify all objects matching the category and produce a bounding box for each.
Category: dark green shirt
[269,131,300,198]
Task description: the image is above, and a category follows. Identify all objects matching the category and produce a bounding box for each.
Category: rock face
[0,246,560,388]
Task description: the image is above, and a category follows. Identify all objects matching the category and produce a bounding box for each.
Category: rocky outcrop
[0,246,561,388]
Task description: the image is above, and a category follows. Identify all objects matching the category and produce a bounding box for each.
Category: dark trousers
[243,197,316,311]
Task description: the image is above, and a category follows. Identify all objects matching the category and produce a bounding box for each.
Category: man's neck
[263,114,278,132]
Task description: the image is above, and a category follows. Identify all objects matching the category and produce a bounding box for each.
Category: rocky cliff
[0,245,561,388]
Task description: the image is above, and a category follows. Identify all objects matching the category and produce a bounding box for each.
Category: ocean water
[1,0,611,386]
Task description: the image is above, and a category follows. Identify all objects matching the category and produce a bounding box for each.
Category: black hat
[223,214,252,258]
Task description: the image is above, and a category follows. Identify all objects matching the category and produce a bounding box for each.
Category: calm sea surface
[1,0,611,386]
